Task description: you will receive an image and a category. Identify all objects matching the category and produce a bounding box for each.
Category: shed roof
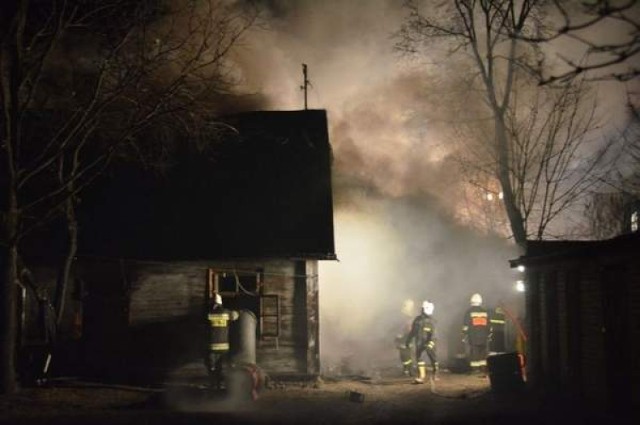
[77,109,336,261]
[509,232,640,268]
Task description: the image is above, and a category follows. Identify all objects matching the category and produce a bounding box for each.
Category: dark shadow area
[45,316,206,387]
[74,110,335,261]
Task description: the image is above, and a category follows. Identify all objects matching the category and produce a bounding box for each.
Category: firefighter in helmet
[204,292,239,389]
[462,293,491,371]
[489,305,507,353]
[405,300,438,384]
[395,299,415,376]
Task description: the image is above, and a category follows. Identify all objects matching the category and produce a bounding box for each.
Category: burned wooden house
[510,232,640,411]
[48,110,336,382]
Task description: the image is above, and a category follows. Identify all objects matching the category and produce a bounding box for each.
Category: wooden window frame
[207,268,280,345]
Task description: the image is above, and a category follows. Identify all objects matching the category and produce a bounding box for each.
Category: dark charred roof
[76,109,336,261]
[509,231,640,268]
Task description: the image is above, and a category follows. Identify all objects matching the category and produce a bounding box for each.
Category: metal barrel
[229,309,257,365]
[486,351,525,393]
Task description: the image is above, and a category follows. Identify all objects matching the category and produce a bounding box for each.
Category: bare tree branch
[396,0,623,242]
[0,0,259,393]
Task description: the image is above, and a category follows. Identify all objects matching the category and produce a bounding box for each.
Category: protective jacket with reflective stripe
[463,305,490,346]
[490,307,506,330]
[406,313,436,348]
[207,307,232,353]
[489,307,507,352]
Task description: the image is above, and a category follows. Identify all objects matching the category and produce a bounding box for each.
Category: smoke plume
[226,0,633,372]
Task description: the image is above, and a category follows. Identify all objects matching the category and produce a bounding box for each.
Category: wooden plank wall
[77,257,320,379]
[306,260,320,374]
[537,271,549,385]
[128,267,204,324]
[564,267,584,396]
[629,262,640,407]
[579,265,606,405]
[556,268,569,388]
[545,270,561,389]
[526,245,640,410]
[256,259,319,376]
[525,270,541,389]
[256,259,305,374]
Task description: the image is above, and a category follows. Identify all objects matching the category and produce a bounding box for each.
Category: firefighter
[462,293,491,372]
[395,299,415,376]
[395,332,413,376]
[489,305,507,353]
[204,293,239,390]
[405,300,438,384]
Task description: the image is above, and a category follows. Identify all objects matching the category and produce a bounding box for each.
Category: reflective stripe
[403,359,413,365]
[470,312,488,318]
[209,342,229,351]
[427,341,435,348]
[208,313,229,327]
[422,327,432,332]
[490,319,506,324]
[210,318,227,327]
[462,326,469,331]
[471,317,488,326]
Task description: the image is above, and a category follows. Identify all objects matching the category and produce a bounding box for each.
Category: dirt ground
[0,370,633,425]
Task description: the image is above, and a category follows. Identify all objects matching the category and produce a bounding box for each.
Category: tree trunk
[495,112,527,246]
[0,0,26,394]
[55,151,80,327]
[55,195,78,327]
[0,209,19,394]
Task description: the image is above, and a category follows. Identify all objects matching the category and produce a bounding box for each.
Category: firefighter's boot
[431,363,440,382]
[413,363,427,384]
[402,359,413,376]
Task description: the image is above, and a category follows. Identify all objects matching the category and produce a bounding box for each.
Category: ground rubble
[0,369,634,425]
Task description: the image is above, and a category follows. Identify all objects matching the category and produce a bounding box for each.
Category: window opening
[207,268,280,346]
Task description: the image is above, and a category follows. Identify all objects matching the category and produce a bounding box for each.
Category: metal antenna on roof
[301,63,311,110]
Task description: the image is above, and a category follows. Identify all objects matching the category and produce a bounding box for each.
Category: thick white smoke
[319,192,521,373]
[227,0,635,374]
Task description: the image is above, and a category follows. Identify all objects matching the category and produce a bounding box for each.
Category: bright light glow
[486,193,494,201]
[515,280,525,292]
[319,208,402,334]
[498,192,504,200]
[517,265,525,272]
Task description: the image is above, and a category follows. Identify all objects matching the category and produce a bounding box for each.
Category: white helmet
[214,293,222,305]
[470,293,482,306]
[422,300,435,315]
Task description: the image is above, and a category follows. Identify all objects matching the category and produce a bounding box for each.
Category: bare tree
[584,191,628,238]
[584,101,640,238]
[396,0,620,243]
[619,101,640,193]
[522,0,640,84]
[397,0,542,245]
[458,77,615,240]
[1,0,258,394]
